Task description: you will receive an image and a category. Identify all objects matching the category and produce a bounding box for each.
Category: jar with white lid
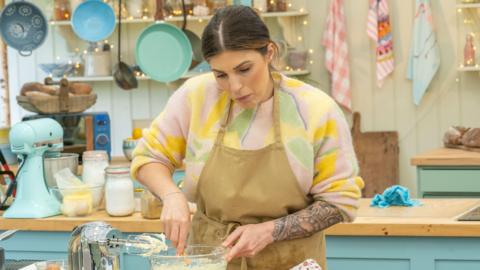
[105,165,135,216]
[82,150,109,186]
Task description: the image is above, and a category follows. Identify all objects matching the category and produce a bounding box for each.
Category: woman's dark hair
[201,5,277,61]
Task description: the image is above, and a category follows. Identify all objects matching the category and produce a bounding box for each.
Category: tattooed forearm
[272,200,344,241]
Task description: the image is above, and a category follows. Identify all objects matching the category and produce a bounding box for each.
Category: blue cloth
[370,185,422,208]
[406,0,440,106]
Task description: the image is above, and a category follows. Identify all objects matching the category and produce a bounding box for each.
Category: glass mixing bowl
[51,184,104,217]
[149,245,227,270]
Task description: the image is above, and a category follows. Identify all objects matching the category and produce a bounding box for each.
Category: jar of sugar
[105,165,135,216]
[82,150,109,209]
[82,150,109,186]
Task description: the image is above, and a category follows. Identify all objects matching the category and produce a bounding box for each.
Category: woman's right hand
[160,192,191,255]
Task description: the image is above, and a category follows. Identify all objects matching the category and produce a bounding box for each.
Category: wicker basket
[16,78,97,114]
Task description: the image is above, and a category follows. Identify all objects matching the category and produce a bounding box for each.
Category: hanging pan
[135,0,192,82]
[113,0,138,90]
[0,0,48,56]
[71,0,116,42]
[181,0,203,67]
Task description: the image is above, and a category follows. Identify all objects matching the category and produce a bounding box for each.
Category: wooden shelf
[283,69,310,76]
[49,10,309,26]
[457,65,480,71]
[51,70,310,82]
[456,3,480,9]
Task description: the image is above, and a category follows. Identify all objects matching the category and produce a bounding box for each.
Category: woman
[132,5,364,270]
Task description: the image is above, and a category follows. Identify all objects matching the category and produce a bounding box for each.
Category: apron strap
[215,98,234,146]
[272,80,282,146]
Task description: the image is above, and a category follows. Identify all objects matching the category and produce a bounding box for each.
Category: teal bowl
[71,0,116,42]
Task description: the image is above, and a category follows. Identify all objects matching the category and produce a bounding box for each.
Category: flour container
[105,165,134,216]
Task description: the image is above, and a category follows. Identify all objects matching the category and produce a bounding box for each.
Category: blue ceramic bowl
[39,63,75,77]
[0,1,48,56]
[72,0,116,42]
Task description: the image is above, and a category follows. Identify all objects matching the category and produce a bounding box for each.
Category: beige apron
[189,82,327,270]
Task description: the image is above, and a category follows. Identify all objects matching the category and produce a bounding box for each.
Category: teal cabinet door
[329,259,410,270]
[327,236,480,270]
[436,261,480,270]
[417,167,480,198]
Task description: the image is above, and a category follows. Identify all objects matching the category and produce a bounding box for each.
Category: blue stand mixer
[3,118,63,218]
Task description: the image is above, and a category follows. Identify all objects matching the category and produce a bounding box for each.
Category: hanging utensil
[71,0,116,42]
[135,0,192,83]
[181,0,203,67]
[0,0,48,56]
[113,0,138,90]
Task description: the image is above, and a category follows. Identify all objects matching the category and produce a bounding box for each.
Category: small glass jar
[165,0,182,16]
[82,151,109,209]
[276,0,287,12]
[105,165,135,216]
[127,0,145,18]
[253,0,267,12]
[134,188,144,212]
[54,0,71,21]
[141,190,163,219]
[193,0,209,16]
[207,0,226,13]
[267,0,276,12]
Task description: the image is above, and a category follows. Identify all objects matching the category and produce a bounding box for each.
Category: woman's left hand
[222,221,275,262]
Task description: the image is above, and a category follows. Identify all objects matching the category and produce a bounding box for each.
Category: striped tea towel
[322,0,352,111]
[367,0,394,87]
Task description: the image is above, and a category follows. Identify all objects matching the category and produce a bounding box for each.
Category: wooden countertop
[0,211,163,233]
[325,199,480,237]
[2,199,480,237]
[411,148,480,166]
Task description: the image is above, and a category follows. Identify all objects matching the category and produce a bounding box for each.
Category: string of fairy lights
[48,1,315,79]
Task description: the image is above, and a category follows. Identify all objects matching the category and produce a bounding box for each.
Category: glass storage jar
[82,151,109,209]
[134,188,144,212]
[141,190,163,219]
[193,0,209,16]
[105,165,135,216]
[165,0,182,16]
[207,0,226,12]
[276,0,288,12]
[54,0,71,20]
[82,150,109,186]
[253,0,267,12]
